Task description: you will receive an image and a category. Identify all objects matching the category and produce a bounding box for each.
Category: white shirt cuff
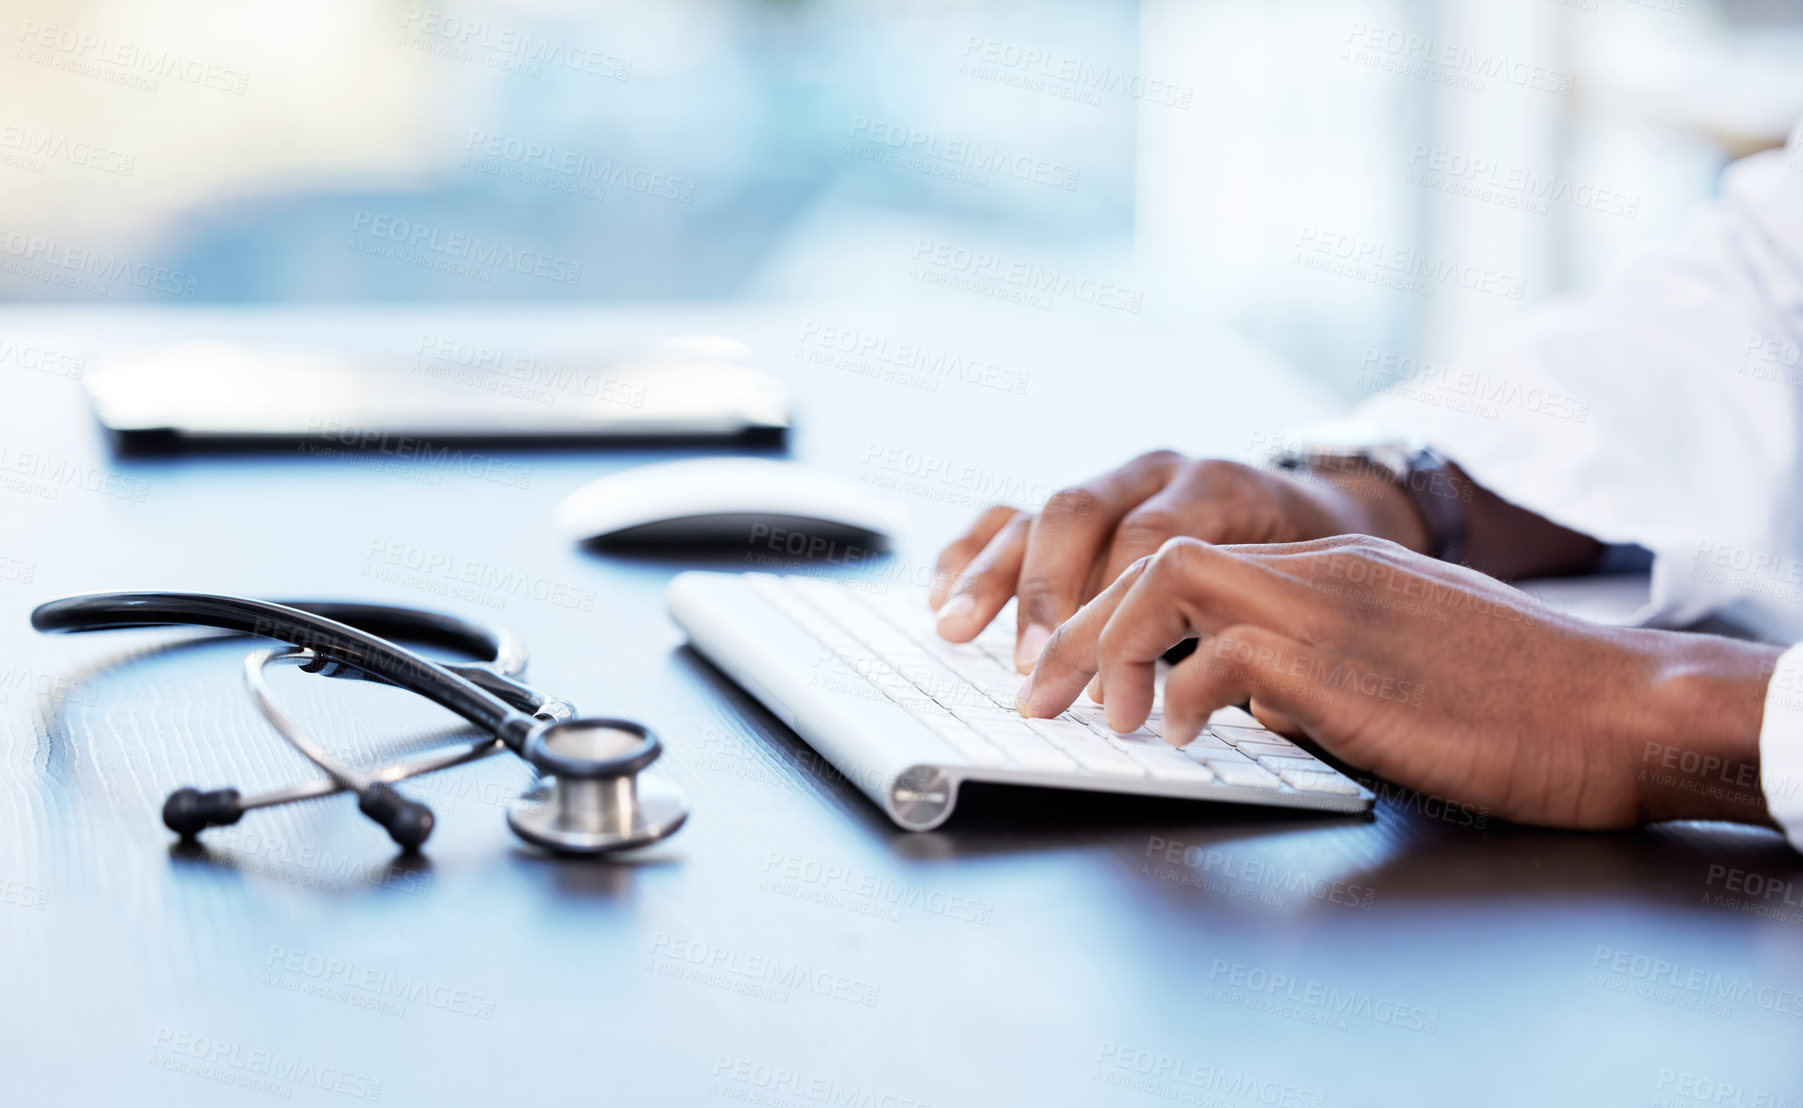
[1760,644,1803,850]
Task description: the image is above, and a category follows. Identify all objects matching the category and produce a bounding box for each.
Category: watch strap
[1393,448,1470,563]
[1273,444,1470,562]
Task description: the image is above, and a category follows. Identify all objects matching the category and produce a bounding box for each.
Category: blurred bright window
[4,0,1801,396]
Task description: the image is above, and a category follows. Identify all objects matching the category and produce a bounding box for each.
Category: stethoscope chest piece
[508,718,688,854]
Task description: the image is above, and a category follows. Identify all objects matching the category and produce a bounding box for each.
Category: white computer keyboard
[666,571,1373,830]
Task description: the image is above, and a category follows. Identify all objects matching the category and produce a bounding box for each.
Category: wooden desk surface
[3,306,1800,1107]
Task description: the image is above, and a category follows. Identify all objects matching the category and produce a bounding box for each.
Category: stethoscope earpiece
[163,787,245,839]
[355,783,437,851]
[507,719,689,854]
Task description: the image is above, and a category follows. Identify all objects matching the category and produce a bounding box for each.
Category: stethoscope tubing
[31,593,544,752]
[249,649,383,795]
[232,646,573,815]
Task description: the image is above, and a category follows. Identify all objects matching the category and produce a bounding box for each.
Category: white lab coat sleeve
[1351,134,1803,631]
[1762,644,1803,850]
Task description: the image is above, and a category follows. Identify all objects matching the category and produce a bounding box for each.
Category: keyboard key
[1104,727,1163,747]
[1212,725,1286,746]
[959,672,1029,706]
[897,663,944,687]
[1235,740,1301,759]
[1123,744,1216,780]
[1021,718,1138,773]
[974,621,1015,649]
[1060,741,1144,777]
[884,644,943,667]
[913,712,1010,767]
[1199,744,1251,765]
[969,714,1046,743]
[872,673,915,700]
[1069,704,1158,741]
[975,640,1018,668]
[915,632,984,660]
[999,743,1082,774]
[895,661,958,689]
[1283,774,1355,792]
[947,701,1023,729]
[1255,755,1322,775]
[1228,728,1295,746]
[1208,706,1262,729]
[1066,703,1109,727]
[893,659,976,695]
[1022,716,1099,748]
[1279,769,1360,795]
[1207,761,1283,789]
[966,718,1078,772]
[917,638,1015,680]
[930,683,996,714]
[1276,771,1355,796]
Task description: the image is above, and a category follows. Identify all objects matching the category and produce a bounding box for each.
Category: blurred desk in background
[2,305,1799,1106]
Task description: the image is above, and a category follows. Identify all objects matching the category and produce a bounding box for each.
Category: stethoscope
[30,592,688,855]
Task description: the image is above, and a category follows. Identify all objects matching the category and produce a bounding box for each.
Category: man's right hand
[929,451,1432,672]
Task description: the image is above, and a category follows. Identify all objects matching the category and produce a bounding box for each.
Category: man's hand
[1014,535,1781,830]
[929,452,1430,673]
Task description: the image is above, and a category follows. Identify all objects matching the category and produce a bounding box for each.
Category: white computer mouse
[555,457,907,549]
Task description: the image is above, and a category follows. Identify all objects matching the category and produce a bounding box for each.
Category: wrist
[1272,446,1465,558]
[1626,631,1783,826]
[1315,472,1432,554]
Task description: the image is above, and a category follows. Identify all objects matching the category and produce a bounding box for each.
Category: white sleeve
[1763,645,1803,850]
[1351,125,1803,636]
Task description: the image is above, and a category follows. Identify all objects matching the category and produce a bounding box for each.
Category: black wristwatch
[1269,438,1471,563]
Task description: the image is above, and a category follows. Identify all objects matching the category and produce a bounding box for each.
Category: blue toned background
[4,0,1803,395]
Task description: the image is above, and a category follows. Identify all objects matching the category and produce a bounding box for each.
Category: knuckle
[996,512,1034,541]
[1015,571,1070,602]
[1150,535,1205,576]
[1116,506,1182,544]
[1220,621,1259,645]
[1133,449,1186,470]
[1041,486,1100,519]
[1192,458,1258,487]
[1361,534,1413,559]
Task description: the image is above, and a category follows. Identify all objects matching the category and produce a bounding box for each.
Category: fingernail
[1014,623,1052,673]
[935,594,976,632]
[1014,671,1035,716]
